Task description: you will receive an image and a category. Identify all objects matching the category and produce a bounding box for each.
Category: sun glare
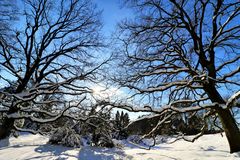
[92,85,124,99]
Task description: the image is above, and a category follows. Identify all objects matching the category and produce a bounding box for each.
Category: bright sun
[92,85,124,99]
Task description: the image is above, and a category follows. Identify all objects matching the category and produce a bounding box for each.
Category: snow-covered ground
[0,133,239,160]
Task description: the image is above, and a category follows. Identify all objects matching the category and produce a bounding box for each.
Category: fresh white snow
[0,133,239,160]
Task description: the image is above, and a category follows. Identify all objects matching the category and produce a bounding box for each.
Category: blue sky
[93,0,133,37]
[90,1,148,120]
[0,1,132,88]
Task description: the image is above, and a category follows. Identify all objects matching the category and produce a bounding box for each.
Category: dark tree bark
[218,109,240,153]
[0,119,14,139]
[204,83,240,153]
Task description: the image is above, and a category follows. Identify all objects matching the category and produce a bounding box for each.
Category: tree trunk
[217,108,240,153]
[204,83,240,153]
[0,105,17,140]
[0,117,14,140]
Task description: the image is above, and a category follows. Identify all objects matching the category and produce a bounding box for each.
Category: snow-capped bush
[49,126,81,147]
[39,124,53,134]
[92,132,114,148]
[62,131,81,147]
[49,127,67,144]
[97,136,114,148]
[49,126,115,148]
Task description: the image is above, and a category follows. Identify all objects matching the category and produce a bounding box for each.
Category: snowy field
[0,133,239,160]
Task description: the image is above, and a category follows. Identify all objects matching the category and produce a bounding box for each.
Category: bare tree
[112,0,240,153]
[0,0,104,140]
[0,0,18,37]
